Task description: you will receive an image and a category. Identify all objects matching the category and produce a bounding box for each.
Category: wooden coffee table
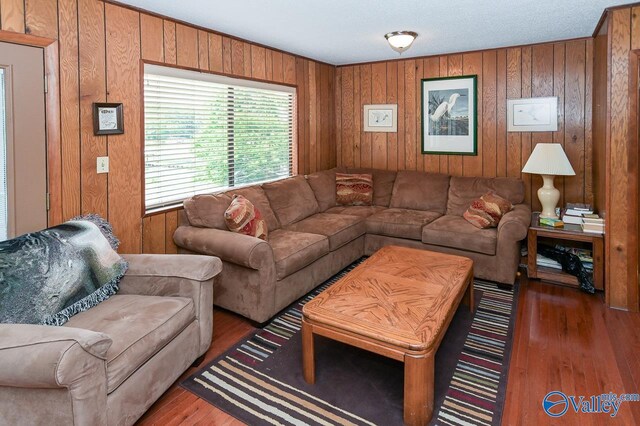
[301,245,474,426]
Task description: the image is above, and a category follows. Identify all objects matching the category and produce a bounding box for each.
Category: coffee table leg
[301,319,315,384]
[464,275,474,313]
[403,352,434,426]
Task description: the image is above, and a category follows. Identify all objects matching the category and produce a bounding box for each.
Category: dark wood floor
[138,274,640,425]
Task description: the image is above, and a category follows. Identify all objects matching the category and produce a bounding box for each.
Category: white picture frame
[507,97,558,132]
[364,104,397,132]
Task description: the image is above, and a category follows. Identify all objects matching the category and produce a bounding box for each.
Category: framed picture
[507,97,558,132]
[421,75,477,155]
[364,104,397,132]
[93,102,124,135]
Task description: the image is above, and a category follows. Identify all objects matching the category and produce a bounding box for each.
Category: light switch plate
[97,156,109,173]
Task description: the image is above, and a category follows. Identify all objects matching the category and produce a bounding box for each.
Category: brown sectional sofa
[174,168,531,323]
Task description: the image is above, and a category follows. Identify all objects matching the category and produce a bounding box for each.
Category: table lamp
[522,143,575,219]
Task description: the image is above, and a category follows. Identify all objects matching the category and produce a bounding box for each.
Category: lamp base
[538,175,560,219]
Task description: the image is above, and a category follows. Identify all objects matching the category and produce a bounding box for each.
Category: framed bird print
[364,104,398,132]
[421,75,477,155]
[507,97,558,132]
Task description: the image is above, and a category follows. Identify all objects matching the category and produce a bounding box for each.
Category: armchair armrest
[0,324,110,425]
[119,254,221,355]
[173,225,273,270]
[497,204,531,241]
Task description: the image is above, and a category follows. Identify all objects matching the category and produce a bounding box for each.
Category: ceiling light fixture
[384,31,418,54]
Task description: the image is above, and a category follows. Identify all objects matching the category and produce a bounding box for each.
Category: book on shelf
[536,254,562,270]
[582,213,600,220]
[539,217,564,227]
[581,222,604,234]
[561,213,583,225]
[582,217,604,225]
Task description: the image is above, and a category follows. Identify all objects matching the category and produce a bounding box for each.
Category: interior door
[0,41,47,240]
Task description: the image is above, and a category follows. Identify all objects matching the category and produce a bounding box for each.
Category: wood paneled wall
[593,6,639,311]
[0,0,336,254]
[335,39,594,211]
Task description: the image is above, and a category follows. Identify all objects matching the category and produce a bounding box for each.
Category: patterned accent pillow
[463,191,514,229]
[336,173,373,206]
[224,195,268,240]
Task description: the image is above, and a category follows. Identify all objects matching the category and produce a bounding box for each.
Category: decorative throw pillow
[224,195,268,240]
[0,214,128,326]
[336,173,373,206]
[463,191,514,229]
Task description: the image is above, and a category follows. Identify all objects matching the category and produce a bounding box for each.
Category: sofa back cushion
[231,186,280,231]
[262,175,319,226]
[389,171,450,213]
[447,176,525,216]
[183,193,232,230]
[348,168,397,207]
[306,167,344,212]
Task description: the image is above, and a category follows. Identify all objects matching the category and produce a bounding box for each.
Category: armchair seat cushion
[284,213,365,251]
[268,229,329,279]
[325,205,386,218]
[64,294,195,393]
[366,208,442,240]
[423,215,497,255]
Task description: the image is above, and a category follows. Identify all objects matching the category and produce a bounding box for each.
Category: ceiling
[117,0,628,65]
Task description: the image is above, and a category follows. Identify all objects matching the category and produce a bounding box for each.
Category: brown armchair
[0,254,221,426]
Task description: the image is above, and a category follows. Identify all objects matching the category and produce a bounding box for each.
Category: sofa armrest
[0,324,110,424]
[497,204,531,241]
[173,225,273,270]
[119,254,221,355]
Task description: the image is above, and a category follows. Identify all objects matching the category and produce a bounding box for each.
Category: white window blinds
[143,65,295,211]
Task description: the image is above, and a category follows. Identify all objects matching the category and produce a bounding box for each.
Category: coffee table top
[303,246,473,352]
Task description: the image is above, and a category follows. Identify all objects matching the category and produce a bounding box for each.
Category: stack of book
[536,253,562,270]
[565,247,594,272]
[561,203,593,225]
[582,215,604,234]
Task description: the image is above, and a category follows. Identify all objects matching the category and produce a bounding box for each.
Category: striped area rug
[182,259,518,425]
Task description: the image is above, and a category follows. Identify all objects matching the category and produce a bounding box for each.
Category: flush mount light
[384,31,418,54]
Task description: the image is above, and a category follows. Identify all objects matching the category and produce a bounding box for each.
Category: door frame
[0,30,61,227]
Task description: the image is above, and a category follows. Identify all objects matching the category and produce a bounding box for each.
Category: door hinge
[46,193,50,211]
[44,75,48,94]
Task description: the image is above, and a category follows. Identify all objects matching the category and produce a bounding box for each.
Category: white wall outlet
[97,156,109,174]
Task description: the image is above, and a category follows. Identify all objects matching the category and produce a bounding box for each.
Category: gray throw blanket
[0,215,128,326]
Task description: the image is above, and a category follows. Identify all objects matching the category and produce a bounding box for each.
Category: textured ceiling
[116,0,626,65]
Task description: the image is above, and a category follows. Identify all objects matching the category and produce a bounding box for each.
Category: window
[143,64,296,211]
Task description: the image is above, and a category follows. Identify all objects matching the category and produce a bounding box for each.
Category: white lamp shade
[522,143,575,176]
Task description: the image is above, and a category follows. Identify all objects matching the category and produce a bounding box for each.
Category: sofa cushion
[463,191,514,229]
[263,176,319,226]
[366,208,442,240]
[64,294,195,393]
[268,229,329,279]
[423,215,497,255]
[224,195,268,240]
[389,171,450,213]
[306,168,341,212]
[348,168,397,207]
[231,186,280,231]
[447,176,525,216]
[325,205,386,218]
[284,213,365,251]
[183,193,232,230]
[336,173,373,206]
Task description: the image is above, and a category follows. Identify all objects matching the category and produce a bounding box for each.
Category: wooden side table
[527,212,604,290]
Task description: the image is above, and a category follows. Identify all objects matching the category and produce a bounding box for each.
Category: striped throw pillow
[224,195,268,240]
[463,191,513,228]
[336,173,373,206]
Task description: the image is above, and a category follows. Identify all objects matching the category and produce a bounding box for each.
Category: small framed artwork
[364,104,398,132]
[93,102,124,135]
[421,75,477,155]
[507,97,558,132]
